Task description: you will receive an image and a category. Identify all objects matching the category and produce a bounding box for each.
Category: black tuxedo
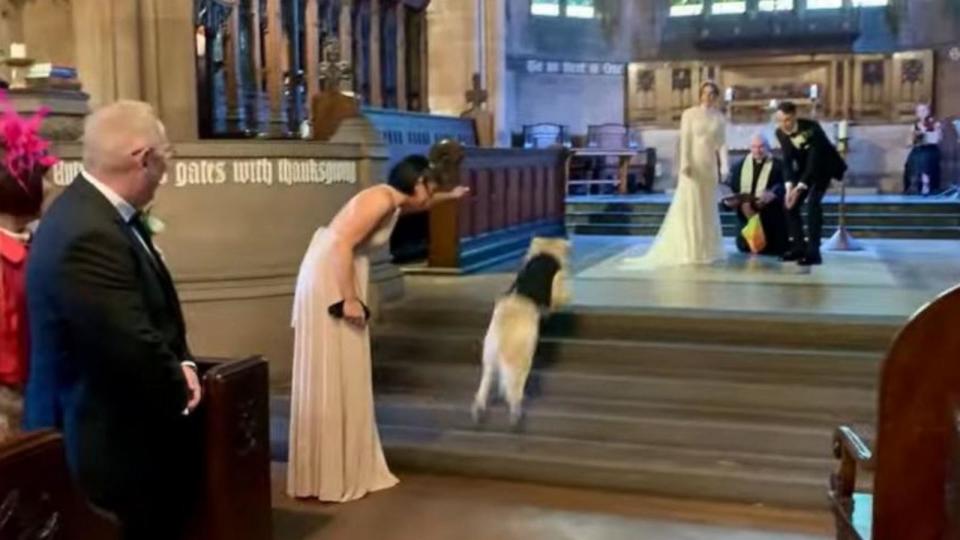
[775,118,847,257]
[728,157,789,256]
[23,175,199,539]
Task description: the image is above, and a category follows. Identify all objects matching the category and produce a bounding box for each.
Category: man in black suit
[774,101,847,266]
[24,101,202,539]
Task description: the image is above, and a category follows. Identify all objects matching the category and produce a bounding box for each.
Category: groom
[774,101,847,266]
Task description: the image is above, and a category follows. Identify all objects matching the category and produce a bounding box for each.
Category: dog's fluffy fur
[471,237,571,426]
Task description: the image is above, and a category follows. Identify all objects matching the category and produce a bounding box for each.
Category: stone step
[377,305,900,352]
[268,413,832,508]
[372,361,876,420]
[566,211,960,227]
[272,391,846,458]
[372,329,880,388]
[566,222,960,239]
[380,426,830,508]
[384,394,837,458]
[566,201,960,215]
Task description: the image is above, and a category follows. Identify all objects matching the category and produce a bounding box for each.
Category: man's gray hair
[82,100,166,174]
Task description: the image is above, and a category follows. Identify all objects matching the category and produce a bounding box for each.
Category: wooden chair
[522,123,569,149]
[0,430,121,540]
[829,284,960,540]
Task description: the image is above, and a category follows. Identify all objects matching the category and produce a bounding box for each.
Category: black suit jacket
[23,175,197,518]
[775,118,847,190]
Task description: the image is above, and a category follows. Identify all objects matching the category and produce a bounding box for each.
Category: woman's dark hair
[0,167,45,217]
[387,154,431,195]
[778,101,798,115]
[699,80,719,97]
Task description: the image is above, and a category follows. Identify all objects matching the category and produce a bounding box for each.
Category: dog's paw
[470,401,487,425]
[508,407,526,430]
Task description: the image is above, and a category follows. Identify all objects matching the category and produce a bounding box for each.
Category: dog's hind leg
[501,363,527,428]
[471,341,497,424]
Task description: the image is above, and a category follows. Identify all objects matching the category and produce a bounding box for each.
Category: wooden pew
[428,143,567,272]
[829,284,960,540]
[190,356,272,540]
[0,356,271,540]
[0,430,121,540]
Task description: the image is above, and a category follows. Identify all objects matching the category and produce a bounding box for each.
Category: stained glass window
[712,0,747,14]
[566,0,595,18]
[758,0,794,11]
[531,0,560,16]
[806,0,843,8]
[670,0,704,17]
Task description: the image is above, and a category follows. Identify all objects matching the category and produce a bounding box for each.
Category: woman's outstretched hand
[343,298,368,327]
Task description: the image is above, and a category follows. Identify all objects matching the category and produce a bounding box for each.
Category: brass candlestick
[824,136,863,252]
[4,56,34,89]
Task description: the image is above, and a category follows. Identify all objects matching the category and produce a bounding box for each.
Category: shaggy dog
[471,237,571,426]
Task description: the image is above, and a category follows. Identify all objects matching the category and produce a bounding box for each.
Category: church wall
[49,139,388,386]
[510,72,623,135]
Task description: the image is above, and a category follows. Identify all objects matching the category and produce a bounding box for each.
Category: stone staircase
[271,303,897,508]
[566,198,960,239]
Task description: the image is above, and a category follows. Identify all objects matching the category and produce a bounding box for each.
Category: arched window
[530,0,595,19]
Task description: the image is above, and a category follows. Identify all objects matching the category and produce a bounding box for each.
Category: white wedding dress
[623,105,728,269]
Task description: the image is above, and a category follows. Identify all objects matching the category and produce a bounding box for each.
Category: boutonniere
[789,129,814,149]
[140,209,166,237]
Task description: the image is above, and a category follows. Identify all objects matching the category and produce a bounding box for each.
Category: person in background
[0,94,57,442]
[287,155,468,502]
[24,100,201,540]
[723,134,789,256]
[904,102,942,196]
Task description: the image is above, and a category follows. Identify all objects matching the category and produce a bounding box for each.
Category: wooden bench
[0,356,271,540]
[829,284,960,539]
[0,430,121,539]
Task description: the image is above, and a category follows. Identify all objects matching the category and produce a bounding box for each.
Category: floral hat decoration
[0,90,58,217]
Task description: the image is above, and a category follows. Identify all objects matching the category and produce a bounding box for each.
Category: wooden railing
[428,148,567,269]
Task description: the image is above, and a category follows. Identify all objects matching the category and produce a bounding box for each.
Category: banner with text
[51,158,358,188]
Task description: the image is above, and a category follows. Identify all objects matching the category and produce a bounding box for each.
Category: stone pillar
[264,0,287,134]
[369,0,382,106]
[224,4,246,131]
[305,0,321,101]
[395,2,407,110]
[247,0,264,132]
[339,0,353,67]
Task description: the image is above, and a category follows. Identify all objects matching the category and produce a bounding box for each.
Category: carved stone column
[369,0,382,106]
[395,2,407,110]
[264,0,288,134]
[225,3,246,132]
[339,0,353,68]
[305,0,321,101]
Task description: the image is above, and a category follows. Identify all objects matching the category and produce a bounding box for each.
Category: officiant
[724,134,789,256]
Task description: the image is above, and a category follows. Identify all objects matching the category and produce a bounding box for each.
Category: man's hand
[758,190,777,207]
[740,202,757,218]
[785,188,798,210]
[182,364,202,412]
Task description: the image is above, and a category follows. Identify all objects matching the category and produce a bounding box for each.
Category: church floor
[404,236,960,320]
[270,465,833,540]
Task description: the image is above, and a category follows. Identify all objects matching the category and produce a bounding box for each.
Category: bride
[624,80,729,268]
